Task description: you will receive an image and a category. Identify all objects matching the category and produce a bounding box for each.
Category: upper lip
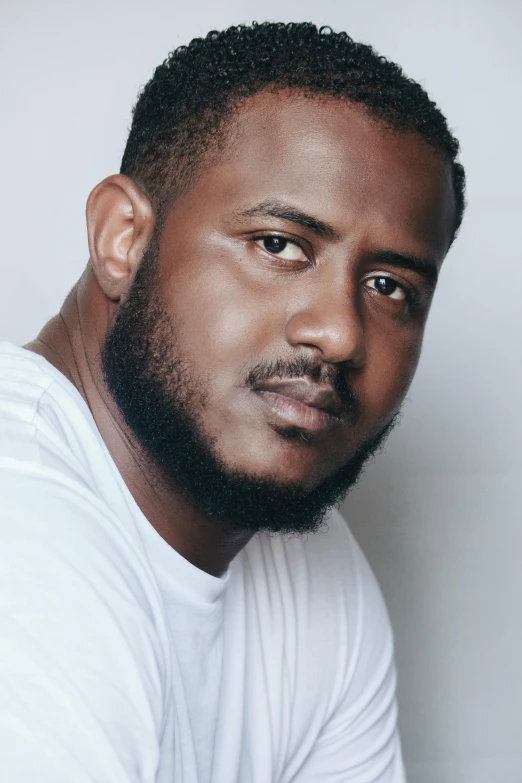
[253,379,343,418]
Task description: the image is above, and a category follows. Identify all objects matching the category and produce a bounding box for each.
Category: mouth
[251,379,344,435]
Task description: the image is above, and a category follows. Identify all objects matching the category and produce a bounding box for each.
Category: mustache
[245,357,361,423]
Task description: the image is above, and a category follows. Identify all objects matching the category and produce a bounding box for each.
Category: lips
[252,379,344,433]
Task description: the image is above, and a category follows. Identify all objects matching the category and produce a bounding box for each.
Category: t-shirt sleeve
[0,467,169,782]
[290,513,406,783]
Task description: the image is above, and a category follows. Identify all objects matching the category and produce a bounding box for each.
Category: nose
[284,280,366,368]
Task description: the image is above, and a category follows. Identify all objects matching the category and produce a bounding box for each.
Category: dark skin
[27,91,455,576]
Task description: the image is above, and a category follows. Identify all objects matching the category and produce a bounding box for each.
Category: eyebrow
[232,199,341,241]
[233,199,439,286]
[373,250,439,287]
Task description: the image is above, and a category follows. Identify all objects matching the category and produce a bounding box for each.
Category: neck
[25,269,252,577]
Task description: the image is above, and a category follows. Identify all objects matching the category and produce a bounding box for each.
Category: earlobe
[86,174,155,301]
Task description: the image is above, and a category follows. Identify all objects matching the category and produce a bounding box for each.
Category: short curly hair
[121,22,465,240]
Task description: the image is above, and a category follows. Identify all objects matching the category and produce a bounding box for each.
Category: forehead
[172,90,456,259]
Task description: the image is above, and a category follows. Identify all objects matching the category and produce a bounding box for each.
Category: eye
[365,276,407,301]
[255,236,307,263]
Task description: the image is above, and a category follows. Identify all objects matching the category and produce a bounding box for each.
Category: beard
[102,238,398,535]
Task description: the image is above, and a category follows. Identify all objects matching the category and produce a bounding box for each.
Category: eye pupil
[375,277,397,295]
[263,237,287,254]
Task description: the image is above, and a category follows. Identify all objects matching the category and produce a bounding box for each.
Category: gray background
[1,1,521,780]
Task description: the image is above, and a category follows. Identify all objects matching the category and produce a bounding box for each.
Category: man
[0,21,464,782]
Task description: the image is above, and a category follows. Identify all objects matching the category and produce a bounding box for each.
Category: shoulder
[0,342,101,482]
[240,510,401,775]
[243,507,393,687]
[243,507,395,706]
[0,342,170,676]
[0,467,171,779]
[0,359,173,773]
[248,507,386,628]
[0,341,77,417]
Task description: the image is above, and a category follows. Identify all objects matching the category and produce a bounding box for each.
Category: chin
[224,444,342,491]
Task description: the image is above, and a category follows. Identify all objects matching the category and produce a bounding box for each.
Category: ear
[86,174,155,301]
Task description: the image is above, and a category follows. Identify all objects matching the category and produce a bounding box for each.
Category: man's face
[103,91,454,532]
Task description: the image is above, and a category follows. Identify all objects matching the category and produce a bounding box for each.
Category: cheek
[359,320,424,423]
[161,262,279,387]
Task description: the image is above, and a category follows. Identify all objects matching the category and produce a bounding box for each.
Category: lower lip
[255,390,338,433]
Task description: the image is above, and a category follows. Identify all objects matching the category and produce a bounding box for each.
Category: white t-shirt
[0,342,405,782]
